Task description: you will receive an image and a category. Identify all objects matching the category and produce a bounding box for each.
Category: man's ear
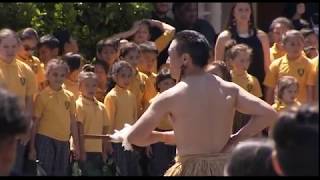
[271,150,285,176]
[181,53,191,66]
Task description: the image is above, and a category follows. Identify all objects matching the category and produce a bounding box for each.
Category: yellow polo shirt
[76,95,109,153]
[0,59,37,108]
[231,71,263,98]
[63,79,80,99]
[128,70,148,117]
[272,100,301,112]
[270,43,286,62]
[307,56,318,86]
[104,85,137,133]
[148,94,173,131]
[17,55,46,90]
[142,72,157,111]
[95,87,106,103]
[264,54,314,103]
[34,86,76,141]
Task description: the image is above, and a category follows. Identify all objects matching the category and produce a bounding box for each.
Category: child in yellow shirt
[38,34,60,66]
[264,30,314,105]
[62,52,83,99]
[17,27,46,91]
[30,59,79,176]
[268,17,293,61]
[225,43,263,133]
[76,70,112,176]
[272,76,301,112]
[0,28,37,175]
[119,42,149,117]
[91,60,109,102]
[147,68,176,176]
[138,41,159,110]
[95,38,120,70]
[104,60,141,176]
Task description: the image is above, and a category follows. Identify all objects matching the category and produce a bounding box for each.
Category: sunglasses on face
[23,45,36,52]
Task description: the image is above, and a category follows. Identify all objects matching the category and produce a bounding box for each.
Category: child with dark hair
[224,139,277,176]
[38,34,60,65]
[0,88,28,176]
[62,52,83,99]
[271,105,319,176]
[147,68,176,176]
[95,38,120,70]
[300,28,319,59]
[53,29,79,55]
[17,27,46,90]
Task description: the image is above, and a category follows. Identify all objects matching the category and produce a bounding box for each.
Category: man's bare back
[165,73,237,155]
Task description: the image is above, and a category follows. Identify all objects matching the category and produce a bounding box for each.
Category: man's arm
[233,84,278,142]
[126,92,172,147]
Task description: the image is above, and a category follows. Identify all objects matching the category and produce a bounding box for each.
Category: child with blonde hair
[30,59,79,176]
[272,76,301,112]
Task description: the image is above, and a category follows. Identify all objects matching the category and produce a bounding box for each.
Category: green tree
[0,2,153,60]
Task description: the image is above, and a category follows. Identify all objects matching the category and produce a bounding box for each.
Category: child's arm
[21,95,34,145]
[28,116,39,160]
[78,121,86,161]
[149,19,176,53]
[264,87,275,105]
[102,126,112,161]
[70,113,80,160]
[110,21,141,40]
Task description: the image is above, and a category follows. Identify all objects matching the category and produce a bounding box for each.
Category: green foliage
[0,2,153,60]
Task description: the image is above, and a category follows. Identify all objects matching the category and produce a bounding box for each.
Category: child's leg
[127,149,142,176]
[112,143,128,176]
[35,134,55,175]
[81,152,104,176]
[149,143,176,176]
[11,141,26,175]
[52,139,70,176]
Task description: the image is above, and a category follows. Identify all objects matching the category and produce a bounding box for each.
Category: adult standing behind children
[215,3,270,92]
[110,30,277,176]
[172,3,217,53]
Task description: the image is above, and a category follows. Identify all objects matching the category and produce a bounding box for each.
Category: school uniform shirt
[307,56,318,86]
[104,85,137,133]
[34,86,76,141]
[128,70,148,117]
[76,95,109,153]
[272,100,301,112]
[231,71,263,98]
[264,54,314,103]
[148,94,173,131]
[63,79,80,99]
[17,55,46,90]
[0,59,37,108]
[95,87,107,103]
[270,43,286,62]
[142,72,157,111]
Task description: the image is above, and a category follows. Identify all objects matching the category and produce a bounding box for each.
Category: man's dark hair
[62,52,82,73]
[174,30,211,68]
[38,34,60,49]
[0,88,28,142]
[272,105,319,176]
[225,139,277,176]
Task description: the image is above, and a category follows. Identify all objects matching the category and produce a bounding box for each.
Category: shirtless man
[110,30,277,176]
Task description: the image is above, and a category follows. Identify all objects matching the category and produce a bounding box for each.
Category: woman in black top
[215,3,270,92]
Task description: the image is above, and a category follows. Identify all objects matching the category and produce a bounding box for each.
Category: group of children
[0,13,318,176]
[0,17,178,176]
